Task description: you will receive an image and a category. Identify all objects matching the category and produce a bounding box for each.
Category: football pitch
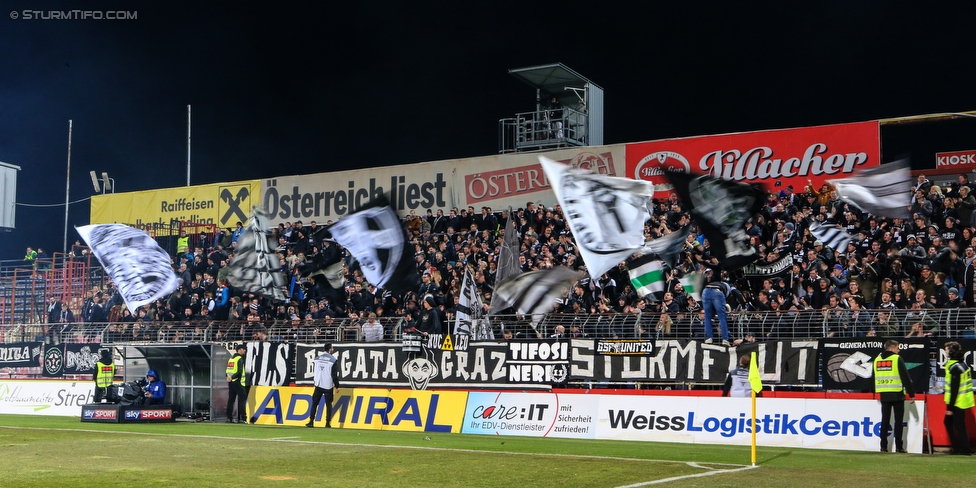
[0,415,970,487]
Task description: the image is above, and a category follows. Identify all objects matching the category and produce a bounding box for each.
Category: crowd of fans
[30,172,976,343]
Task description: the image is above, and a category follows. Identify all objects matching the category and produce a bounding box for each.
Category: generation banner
[570,339,819,385]
[626,121,881,197]
[819,338,930,391]
[0,380,95,416]
[90,179,261,228]
[595,396,926,453]
[260,146,625,223]
[248,386,467,432]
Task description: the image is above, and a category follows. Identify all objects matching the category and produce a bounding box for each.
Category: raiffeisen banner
[90,180,261,228]
[626,121,880,197]
[260,146,625,223]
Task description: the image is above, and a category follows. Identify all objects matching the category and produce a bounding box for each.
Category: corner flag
[749,352,762,393]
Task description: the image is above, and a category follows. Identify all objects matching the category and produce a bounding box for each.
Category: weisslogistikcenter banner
[626,121,880,197]
[595,396,926,453]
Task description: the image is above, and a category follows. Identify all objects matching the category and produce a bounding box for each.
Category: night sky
[2,2,975,260]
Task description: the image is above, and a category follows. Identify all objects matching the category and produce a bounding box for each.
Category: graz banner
[0,342,42,368]
[296,341,562,390]
[42,343,101,377]
[571,339,819,384]
[819,338,930,391]
[627,121,880,197]
[246,342,294,387]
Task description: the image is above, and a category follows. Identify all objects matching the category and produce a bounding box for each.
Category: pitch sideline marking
[0,425,751,469]
[616,464,759,487]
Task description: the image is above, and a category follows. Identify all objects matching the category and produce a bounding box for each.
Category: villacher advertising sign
[626,121,880,197]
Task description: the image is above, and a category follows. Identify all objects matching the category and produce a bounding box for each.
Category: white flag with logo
[76,224,180,314]
[328,196,419,295]
[540,156,654,281]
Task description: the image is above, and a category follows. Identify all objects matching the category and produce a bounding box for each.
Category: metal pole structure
[187,104,191,186]
[63,119,73,255]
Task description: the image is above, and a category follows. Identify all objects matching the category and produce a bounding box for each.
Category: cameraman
[143,370,166,405]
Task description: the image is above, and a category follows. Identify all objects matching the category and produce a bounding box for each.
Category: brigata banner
[0,380,95,416]
[248,386,467,433]
[462,391,598,438]
[571,339,819,384]
[595,396,926,453]
[819,338,930,391]
[626,121,880,197]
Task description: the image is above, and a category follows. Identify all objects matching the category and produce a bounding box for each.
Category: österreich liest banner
[627,121,880,197]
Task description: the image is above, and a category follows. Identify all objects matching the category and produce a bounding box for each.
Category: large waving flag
[493,267,579,330]
[637,226,689,268]
[327,195,420,296]
[76,224,180,313]
[810,222,851,252]
[667,172,765,271]
[829,159,911,219]
[488,208,523,315]
[540,156,654,281]
[227,206,287,301]
[455,265,490,338]
[628,254,665,300]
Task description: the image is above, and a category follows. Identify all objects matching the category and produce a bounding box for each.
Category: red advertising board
[626,121,880,197]
[936,149,976,170]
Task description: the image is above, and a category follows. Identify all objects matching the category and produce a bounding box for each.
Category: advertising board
[0,380,95,416]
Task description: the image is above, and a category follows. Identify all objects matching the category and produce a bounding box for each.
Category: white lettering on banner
[699,143,869,182]
[0,345,32,363]
[935,150,976,168]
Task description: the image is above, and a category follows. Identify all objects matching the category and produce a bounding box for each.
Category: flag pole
[63,119,72,255]
[748,351,761,467]
[751,387,757,466]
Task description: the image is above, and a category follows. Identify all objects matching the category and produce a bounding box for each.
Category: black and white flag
[637,226,690,268]
[455,265,491,338]
[666,172,765,271]
[227,206,287,301]
[810,222,851,252]
[488,208,522,315]
[829,159,912,219]
[493,267,579,331]
[327,195,420,296]
[540,156,654,281]
[76,224,180,313]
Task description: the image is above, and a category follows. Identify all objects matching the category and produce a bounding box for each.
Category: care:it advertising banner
[248,386,467,433]
[595,395,926,453]
[626,121,880,197]
[462,391,598,438]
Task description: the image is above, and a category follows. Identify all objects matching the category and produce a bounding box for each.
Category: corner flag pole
[749,351,762,466]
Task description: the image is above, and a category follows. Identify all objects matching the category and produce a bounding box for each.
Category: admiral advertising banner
[819,338,930,391]
[595,396,926,453]
[248,386,467,432]
[626,121,881,197]
[0,342,42,368]
[462,391,598,438]
[90,179,261,228]
[261,146,625,223]
[42,343,102,378]
[571,339,819,384]
[0,380,94,416]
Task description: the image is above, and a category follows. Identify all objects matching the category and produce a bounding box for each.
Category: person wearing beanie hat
[418,294,442,336]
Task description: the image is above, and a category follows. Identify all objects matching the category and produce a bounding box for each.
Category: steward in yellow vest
[93,349,115,403]
[943,341,974,455]
[226,344,248,423]
[873,340,915,453]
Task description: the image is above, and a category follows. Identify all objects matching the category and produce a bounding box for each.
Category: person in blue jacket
[143,369,166,405]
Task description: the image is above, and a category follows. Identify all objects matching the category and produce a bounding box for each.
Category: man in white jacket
[306,344,339,428]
